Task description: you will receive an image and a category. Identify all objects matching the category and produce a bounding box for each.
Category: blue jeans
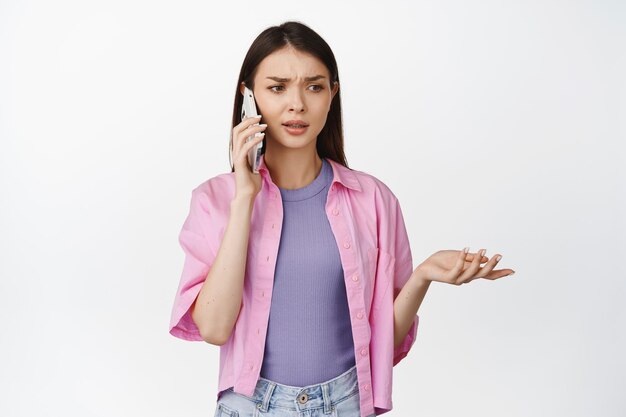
[214,364,375,417]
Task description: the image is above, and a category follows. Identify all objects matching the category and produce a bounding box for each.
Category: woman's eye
[268,85,324,93]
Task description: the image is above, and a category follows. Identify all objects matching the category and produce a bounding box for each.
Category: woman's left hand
[416,247,515,285]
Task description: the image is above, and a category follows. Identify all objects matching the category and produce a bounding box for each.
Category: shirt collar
[257,153,362,192]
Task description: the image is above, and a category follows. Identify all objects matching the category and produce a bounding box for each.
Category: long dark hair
[229,21,349,173]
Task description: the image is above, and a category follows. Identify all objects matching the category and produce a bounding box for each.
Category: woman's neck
[263,151,323,190]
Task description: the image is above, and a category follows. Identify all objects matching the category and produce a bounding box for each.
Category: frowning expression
[241,46,339,151]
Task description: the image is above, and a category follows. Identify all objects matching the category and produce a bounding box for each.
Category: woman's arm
[191,195,255,345]
[394,248,516,347]
[393,266,430,348]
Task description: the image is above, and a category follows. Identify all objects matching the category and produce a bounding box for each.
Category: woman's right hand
[231,115,267,199]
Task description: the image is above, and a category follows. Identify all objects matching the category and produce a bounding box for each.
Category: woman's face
[242,46,338,153]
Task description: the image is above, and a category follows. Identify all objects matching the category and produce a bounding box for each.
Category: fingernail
[495,255,502,262]
[509,271,515,276]
[463,247,469,253]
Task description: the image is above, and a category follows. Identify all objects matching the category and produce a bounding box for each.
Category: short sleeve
[168,188,217,341]
[391,197,419,366]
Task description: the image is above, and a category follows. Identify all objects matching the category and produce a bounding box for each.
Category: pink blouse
[169,154,419,417]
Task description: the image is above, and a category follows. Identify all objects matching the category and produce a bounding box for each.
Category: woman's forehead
[256,48,328,80]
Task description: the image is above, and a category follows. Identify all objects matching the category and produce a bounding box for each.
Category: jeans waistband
[247,364,359,413]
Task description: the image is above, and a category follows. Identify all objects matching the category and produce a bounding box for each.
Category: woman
[169,21,515,417]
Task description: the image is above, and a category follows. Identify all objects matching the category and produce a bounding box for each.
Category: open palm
[417,247,515,285]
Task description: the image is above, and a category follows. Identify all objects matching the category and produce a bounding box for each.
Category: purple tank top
[259,158,356,386]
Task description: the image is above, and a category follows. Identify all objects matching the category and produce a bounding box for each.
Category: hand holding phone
[229,114,265,198]
[241,86,265,173]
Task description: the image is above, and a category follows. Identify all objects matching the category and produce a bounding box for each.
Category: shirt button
[271,223,275,229]
[249,364,254,370]
[261,290,265,297]
[364,384,369,391]
[343,242,351,249]
[357,311,364,319]
[352,274,359,282]
[332,208,339,216]
[360,348,368,356]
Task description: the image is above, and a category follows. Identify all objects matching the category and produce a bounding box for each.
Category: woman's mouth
[282,124,309,135]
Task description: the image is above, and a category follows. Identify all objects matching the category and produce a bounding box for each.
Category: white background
[1,1,624,416]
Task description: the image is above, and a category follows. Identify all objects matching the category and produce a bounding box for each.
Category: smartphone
[241,86,264,173]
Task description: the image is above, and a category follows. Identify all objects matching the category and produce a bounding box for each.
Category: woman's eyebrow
[265,75,326,82]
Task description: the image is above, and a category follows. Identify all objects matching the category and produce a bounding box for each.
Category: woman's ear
[239,82,246,96]
[331,81,339,99]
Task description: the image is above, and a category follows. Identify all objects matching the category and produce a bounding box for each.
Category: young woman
[169,21,515,417]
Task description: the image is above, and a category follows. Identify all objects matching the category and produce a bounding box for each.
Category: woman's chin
[273,133,316,148]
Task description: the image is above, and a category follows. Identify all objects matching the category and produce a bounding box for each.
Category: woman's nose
[288,89,305,112]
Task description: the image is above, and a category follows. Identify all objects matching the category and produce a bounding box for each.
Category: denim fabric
[213,364,375,417]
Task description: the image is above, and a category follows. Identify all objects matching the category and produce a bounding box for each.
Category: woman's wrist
[231,194,256,208]
[411,263,431,287]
